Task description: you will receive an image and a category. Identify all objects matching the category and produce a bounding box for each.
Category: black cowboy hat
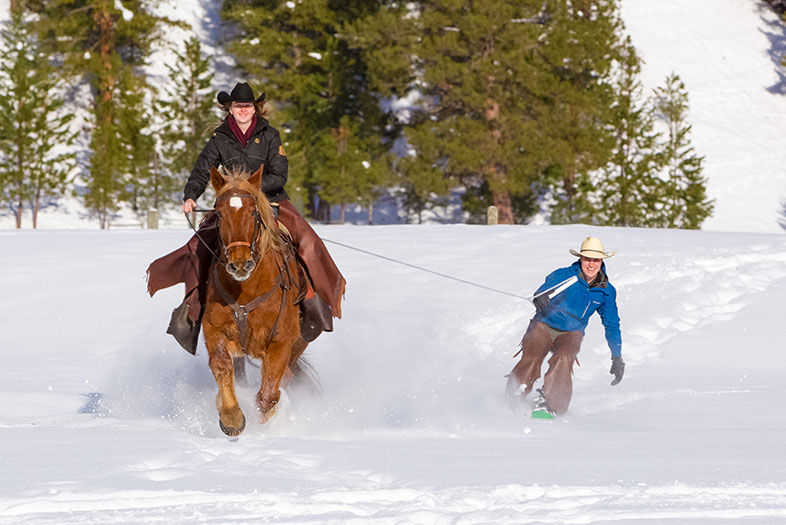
[217,82,266,106]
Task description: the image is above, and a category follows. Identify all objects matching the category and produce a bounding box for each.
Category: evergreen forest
[0,0,719,228]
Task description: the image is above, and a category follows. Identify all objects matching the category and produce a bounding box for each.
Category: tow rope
[321,237,534,302]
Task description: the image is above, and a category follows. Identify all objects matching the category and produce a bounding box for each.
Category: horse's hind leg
[279,337,308,389]
[257,342,290,423]
[208,341,246,436]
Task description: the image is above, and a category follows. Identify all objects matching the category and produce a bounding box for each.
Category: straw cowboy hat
[570,237,616,259]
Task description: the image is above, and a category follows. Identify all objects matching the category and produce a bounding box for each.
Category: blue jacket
[532,261,622,358]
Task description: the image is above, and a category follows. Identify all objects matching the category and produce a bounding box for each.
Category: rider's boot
[167,294,201,354]
[299,283,333,342]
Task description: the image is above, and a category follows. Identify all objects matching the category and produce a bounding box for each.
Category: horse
[202,165,310,436]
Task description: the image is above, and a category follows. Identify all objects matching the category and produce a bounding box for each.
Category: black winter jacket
[183,117,289,203]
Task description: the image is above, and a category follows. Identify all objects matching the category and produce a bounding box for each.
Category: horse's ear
[210,167,225,191]
[248,164,263,189]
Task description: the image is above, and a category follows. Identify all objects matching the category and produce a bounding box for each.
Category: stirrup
[166,300,200,355]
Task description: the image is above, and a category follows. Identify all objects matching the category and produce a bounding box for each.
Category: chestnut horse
[203,165,309,436]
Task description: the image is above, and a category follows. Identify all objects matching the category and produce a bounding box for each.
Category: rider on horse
[147,82,346,353]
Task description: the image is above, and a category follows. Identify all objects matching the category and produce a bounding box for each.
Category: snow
[621,0,786,233]
[114,0,133,22]
[2,224,786,522]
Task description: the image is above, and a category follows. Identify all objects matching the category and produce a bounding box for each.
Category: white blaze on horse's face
[220,194,257,281]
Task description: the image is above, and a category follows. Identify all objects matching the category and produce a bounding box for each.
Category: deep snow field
[1,224,785,522]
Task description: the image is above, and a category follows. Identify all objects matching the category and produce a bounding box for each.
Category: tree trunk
[340,203,346,223]
[485,95,512,224]
[562,172,576,223]
[95,6,116,230]
[15,194,22,229]
[95,8,116,107]
[33,188,41,229]
[317,199,330,223]
[368,202,373,225]
[307,189,317,218]
[492,190,514,224]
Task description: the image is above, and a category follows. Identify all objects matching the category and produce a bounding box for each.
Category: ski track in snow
[620,247,786,352]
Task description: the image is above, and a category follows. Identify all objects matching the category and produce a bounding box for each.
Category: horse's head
[211,166,279,281]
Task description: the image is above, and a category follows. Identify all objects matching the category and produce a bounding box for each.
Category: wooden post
[147,209,159,229]
[487,205,498,225]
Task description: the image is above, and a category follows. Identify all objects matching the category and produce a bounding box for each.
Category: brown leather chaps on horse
[506,320,583,415]
[146,200,346,329]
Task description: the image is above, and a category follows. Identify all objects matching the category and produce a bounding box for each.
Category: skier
[146,82,346,353]
[505,236,624,418]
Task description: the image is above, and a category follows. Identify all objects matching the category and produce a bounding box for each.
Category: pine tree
[593,38,666,227]
[220,0,404,221]
[406,0,622,224]
[156,36,216,209]
[117,70,156,214]
[533,0,624,224]
[311,116,391,222]
[0,5,76,229]
[654,72,713,229]
[394,136,453,224]
[404,0,540,224]
[32,0,172,228]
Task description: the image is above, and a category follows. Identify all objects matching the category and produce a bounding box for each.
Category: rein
[185,209,222,260]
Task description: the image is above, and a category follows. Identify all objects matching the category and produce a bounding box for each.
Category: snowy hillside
[622,0,786,233]
[2,225,786,521]
[1,0,786,231]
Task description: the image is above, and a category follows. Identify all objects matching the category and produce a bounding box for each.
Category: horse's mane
[215,167,286,257]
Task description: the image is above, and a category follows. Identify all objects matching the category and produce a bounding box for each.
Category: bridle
[214,191,267,264]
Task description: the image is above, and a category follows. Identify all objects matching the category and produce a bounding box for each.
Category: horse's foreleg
[208,342,246,436]
[257,342,290,423]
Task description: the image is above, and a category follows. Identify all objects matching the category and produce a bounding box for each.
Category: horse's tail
[290,355,323,396]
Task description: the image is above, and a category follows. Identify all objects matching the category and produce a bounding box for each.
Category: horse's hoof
[259,405,278,424]
[219,413,246,436]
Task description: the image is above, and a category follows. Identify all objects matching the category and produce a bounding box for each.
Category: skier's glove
[609,356,625,385]
[532,293,550,312]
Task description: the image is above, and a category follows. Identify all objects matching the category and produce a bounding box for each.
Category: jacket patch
[278,145,287,156]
